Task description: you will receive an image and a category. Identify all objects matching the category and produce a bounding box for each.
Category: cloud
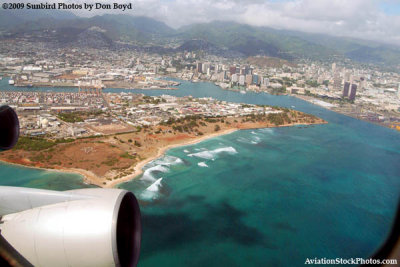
[118,0,400,45]
[7,0,400,46]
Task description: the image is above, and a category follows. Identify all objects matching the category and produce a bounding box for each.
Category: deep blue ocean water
[1,78,400,266]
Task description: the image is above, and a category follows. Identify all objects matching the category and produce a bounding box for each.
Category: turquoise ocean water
[0,162,96,190]
[1,78,400,266]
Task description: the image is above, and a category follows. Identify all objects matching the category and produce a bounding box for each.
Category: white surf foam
[188,150,214,159]
[140,178,163,200]
[213,147,238,154]
[184,149,190,153]
[154,155,183,166]
[188,146,238,160]
[146,177,163,192]
[251,136,261,144]
[141,165,168,181]
[198,162,208,167]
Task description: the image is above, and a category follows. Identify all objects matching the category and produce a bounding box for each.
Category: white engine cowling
[0,188,141,267]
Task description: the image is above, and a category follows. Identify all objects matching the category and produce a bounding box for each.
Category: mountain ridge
[1,12,400,66]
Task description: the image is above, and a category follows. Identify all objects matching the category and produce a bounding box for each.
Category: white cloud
[121,0,400,45]
[8,0,400,46]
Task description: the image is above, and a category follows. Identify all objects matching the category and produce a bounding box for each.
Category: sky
[10,0,400,46]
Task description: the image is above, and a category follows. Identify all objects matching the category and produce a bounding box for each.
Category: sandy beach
[0,111,326,188]
[103,128,237,188]
[0,128,238,188]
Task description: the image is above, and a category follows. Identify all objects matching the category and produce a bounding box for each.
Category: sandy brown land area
[86,123,136,135]
[103,80,178,90]
[0,111,326,188]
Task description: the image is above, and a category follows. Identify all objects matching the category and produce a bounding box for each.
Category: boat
[240,90,246,94]
[8,79,15,85]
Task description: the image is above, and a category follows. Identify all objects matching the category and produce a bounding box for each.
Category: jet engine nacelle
[0,105,19,151]
[0,187,141,267]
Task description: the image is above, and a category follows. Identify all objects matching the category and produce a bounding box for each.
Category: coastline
[0,128,237,188]
[0,121,326,189]
[104,128,237,188]
[0,157,101,186]
[292,94,400,132]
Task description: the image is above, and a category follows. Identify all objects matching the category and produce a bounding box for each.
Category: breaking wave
[146,177,163,192]
[251,136,261,144]
[188,146,238,160]
[141,165,168,181]
[153,155,183,166]
[141,178,163,200]
[198,162,208,167]
[237,136,261,145]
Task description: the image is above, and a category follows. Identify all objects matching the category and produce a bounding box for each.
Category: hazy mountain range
[1,10,400,66]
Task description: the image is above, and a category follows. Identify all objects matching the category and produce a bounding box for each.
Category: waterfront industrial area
[1,37,399,132]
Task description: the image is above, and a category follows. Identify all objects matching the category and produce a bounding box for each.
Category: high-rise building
[244,66,251,75]
[229,66,236,76]
[245,74,253,85]
[349,84,357,101]
[202,63,210,74]
[196,63,202,73]
[232,73,238,83]
[239,75,245,86]
[334,72,341,89]
[332,63,336,73]
[236,66,240,74]
[223,70,228,80]
[343,82,350,97]
[252,74,259,85]
[262,77,270,87]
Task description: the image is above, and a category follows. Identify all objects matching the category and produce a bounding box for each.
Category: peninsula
[0,94,326,187]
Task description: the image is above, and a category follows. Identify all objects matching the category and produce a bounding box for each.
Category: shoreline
[104,128,237,188]
[292,95,400,132]
[0,157,101,187]
[0,128,237,188]
[0,121,326,189]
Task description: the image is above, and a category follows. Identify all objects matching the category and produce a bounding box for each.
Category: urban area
[0,38,399,136]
